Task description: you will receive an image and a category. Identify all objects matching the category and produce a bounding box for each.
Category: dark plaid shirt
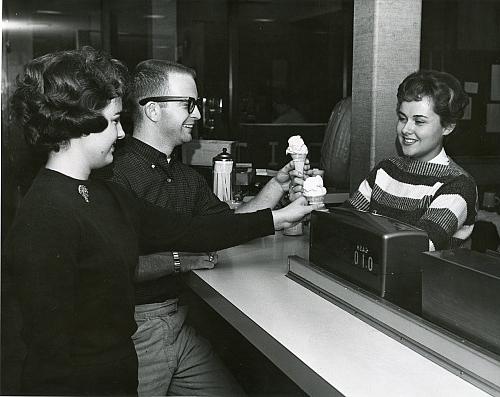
[99,136,231,303]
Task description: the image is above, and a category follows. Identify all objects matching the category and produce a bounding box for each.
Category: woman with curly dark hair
[345,69,477,251]
[4,46,316,396]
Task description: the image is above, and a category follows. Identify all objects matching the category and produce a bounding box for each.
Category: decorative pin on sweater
[78,184,90,203]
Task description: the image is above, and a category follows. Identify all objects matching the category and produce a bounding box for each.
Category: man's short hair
[128,60,196,124]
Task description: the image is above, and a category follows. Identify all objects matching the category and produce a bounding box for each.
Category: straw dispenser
[213,148,234,202]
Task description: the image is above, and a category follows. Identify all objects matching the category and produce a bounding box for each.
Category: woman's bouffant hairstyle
[397,70,469,127]
[11,46,128,153]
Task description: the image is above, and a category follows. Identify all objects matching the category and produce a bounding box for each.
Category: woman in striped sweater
[347,70,477,251]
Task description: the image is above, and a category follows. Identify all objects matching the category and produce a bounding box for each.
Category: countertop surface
[187,229,493,397]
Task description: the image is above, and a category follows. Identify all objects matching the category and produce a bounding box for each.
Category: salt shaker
[213,148,234,203]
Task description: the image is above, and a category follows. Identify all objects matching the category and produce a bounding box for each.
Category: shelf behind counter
[185,228,495,397]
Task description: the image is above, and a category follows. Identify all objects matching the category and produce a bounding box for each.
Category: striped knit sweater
[346,149,477,251]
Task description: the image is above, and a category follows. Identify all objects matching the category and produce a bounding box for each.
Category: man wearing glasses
[100,59,305,396]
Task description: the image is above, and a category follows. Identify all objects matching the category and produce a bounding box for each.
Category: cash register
[307,207,429,313]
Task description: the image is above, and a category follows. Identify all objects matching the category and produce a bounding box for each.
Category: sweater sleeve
[417,174,477,250]
[131,197,275,254]
[344,163,380,211]
[4,205,80,394]
[105,181,275,255]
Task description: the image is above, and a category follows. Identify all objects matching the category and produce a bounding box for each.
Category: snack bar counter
[185,224,498,397]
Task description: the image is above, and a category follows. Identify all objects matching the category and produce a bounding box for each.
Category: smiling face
[80,97,125,170]
[396,96,455,162]
[160,72,201,147]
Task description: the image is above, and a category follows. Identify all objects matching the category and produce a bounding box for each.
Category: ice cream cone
[303,174,327,210]
[291,153,307,162]
[291,153,307,173]
[304,194,328,211]
[305,194,325,205]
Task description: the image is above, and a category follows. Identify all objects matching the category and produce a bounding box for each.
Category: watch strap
[172,251,181,274]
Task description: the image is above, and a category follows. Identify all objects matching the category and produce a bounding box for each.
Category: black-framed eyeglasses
[138,96,202,114]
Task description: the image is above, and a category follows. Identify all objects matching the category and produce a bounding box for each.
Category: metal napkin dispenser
[309,208,428,313]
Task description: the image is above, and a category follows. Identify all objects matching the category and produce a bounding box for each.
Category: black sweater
[4,168,274,395]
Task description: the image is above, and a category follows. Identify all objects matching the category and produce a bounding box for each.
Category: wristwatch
[172,251,181,274]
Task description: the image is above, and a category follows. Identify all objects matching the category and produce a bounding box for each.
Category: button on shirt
[97,136,231,303]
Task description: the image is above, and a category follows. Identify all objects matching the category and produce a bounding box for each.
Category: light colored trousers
[133,299,245,396]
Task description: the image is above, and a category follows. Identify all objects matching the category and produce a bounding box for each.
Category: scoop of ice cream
[303,175,327,197]
[286,135,308,155]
